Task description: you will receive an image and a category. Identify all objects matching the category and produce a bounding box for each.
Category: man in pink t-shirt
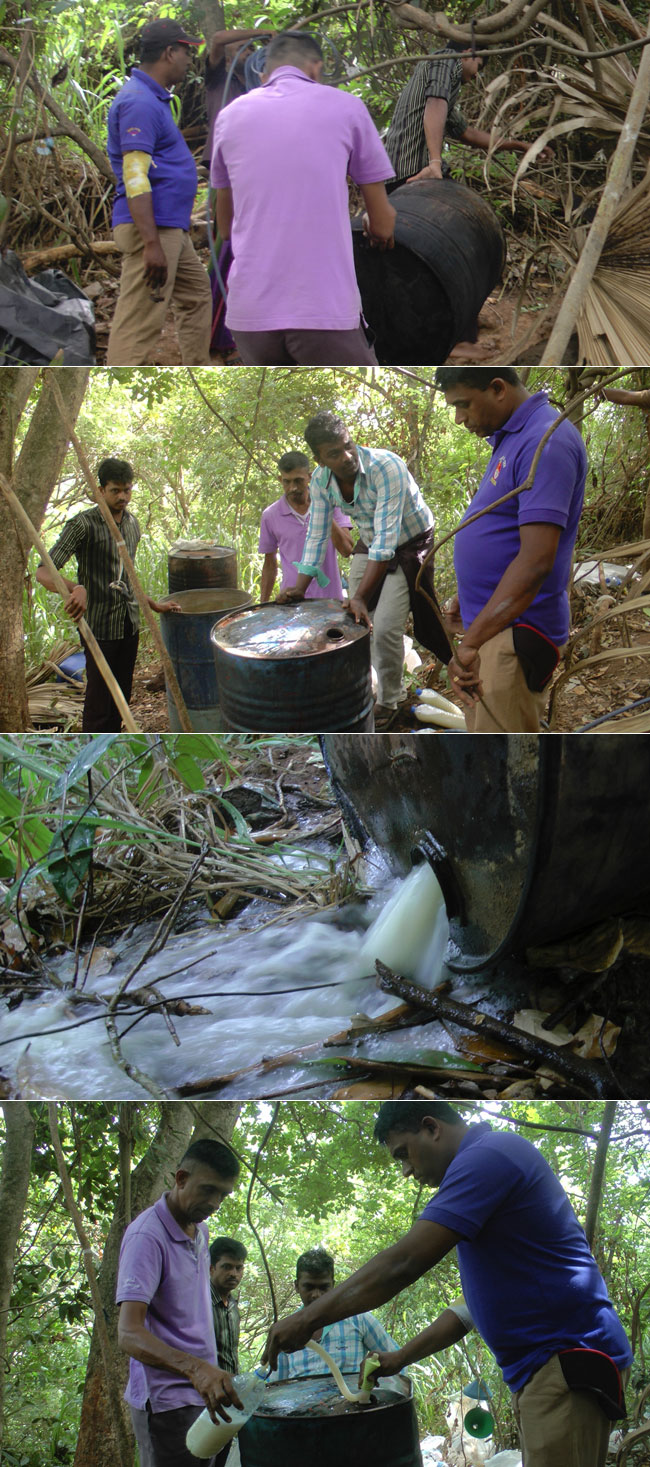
[259,450,353,601]
[211,30,396,365]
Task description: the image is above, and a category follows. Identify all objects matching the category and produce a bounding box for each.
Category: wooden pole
[48,375,193,733]
[542,13,650,364]
[0,472,139,732]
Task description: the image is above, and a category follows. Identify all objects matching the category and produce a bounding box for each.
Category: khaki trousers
[348,554,410,708]
[465,626,548,733]
[107,224,212,365]
[512,1353,630,1467]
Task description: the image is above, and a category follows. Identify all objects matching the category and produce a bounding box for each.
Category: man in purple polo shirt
[116,1137,243,1467]
[259,451,353,601]
[434,366,587,732]
[210,31,396,365]
[107,19,212,366]
[263,1102,632,1467]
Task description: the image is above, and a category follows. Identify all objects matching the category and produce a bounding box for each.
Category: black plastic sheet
[0,250,96,364]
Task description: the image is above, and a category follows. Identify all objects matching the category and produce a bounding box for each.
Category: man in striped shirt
[271,1248,398,1382]
[276,411,437,728]
[385,43,546,187]
[36,458,179,732]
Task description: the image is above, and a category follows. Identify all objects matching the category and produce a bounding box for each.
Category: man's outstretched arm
[263,1220,460,1369]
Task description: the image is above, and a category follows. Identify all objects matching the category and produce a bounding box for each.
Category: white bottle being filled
[186,1368,268,1458]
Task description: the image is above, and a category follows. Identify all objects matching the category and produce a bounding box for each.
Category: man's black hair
[179,1139,240,1177]
[209,1236,248,1266]
[97,458,134,487]
[304,410,347,455]
[374,1101,463,1144]
[265,32,323,69]
[278,450,311,473]
[434,367,521,392]
[296,1247,335,1279]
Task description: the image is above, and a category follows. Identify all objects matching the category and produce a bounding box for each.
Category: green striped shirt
[48,505,141,641]
[385,53,468,181]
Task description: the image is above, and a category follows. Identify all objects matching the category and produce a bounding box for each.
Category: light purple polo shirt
[259,496,351,598]
[211,66,394,331]
[116,1193,216,1412]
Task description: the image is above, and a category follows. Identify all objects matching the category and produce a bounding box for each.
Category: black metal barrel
[352,178,506,365]
[239,1375,422,1467]
[167,541,238,593]
[211,601,374,732]
[321,734,650,971]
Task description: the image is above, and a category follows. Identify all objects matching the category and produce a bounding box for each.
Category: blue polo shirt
[454,392,587,645]
[108,69,198,229]
[420,1124,632,1393]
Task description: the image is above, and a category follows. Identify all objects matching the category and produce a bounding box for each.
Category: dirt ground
[86,220,564,367]
[121,604,650,734]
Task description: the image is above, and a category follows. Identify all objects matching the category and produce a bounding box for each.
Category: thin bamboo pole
[542,12,650,363]
[0,472,139,732]
[48,375,193,732]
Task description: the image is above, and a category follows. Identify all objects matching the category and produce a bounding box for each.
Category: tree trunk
[584,1101,618,1255]
[0,1103,36,1456]
[74,1103,240,1467]
[0,366,89,731]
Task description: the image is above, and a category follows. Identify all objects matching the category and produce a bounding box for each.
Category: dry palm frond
[26,641,84,726]
[25,640,79,687]
[576,168,650,363]
[28,681,83,728]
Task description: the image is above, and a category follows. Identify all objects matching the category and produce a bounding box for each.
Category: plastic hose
[305,1339,377,1402]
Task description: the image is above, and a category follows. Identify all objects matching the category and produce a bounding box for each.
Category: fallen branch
[21,240,120,273]
[375,961,615,1098]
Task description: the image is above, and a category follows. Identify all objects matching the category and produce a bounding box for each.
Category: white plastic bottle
[186,1368,268,1458]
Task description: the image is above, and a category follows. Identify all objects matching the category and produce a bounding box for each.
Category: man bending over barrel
[385,42,550,188]
[263,1101,632,1467]
[275,411,451,730]
[270,1248,398,1381]
[434,366,587,733]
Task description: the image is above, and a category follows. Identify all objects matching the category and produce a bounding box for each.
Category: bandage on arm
[123,151,153,197]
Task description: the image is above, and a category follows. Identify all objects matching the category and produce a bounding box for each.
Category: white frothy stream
[0,865,448,1099]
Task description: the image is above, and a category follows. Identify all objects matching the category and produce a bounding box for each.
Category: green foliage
[3,1101,648,1463]
[20,365,647,670]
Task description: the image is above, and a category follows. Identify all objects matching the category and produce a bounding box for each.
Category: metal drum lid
[211,601,370,660]
[159,588,251,616]
[256,1376,409,1417]
[168,541,236,560]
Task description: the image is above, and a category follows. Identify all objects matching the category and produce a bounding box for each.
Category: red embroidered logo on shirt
[126,127,142,135]
[490,455,506,485]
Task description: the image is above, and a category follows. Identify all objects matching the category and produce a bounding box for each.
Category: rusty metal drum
[239,1374,422,1467]
[211,601,374,732]
[167,541,238,593]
